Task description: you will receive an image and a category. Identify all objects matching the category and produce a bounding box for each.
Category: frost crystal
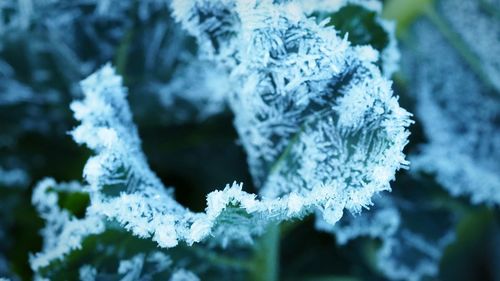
[408,4,500,204]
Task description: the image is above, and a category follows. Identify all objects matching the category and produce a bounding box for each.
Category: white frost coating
[70,64,190,247]
[30,178,105,271]
[409,19,500,204]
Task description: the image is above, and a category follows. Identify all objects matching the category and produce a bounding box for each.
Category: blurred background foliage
[0,0,499,280]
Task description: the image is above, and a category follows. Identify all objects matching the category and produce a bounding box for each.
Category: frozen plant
[31,0,413,279]
[0,0,497,280]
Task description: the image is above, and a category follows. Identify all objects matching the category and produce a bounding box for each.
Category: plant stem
[115,27,134,79]
[250,223,280,281]
[115,0,140,79]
